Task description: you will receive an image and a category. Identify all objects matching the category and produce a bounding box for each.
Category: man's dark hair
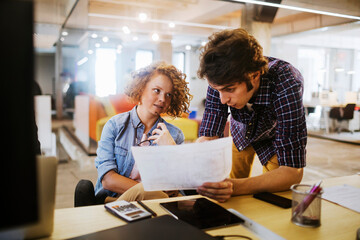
[198,28,268,88]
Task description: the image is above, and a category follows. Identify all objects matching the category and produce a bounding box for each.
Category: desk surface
[49,175,360,240]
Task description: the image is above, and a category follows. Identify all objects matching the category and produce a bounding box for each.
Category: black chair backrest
[343,104,356,119]
[329,107,341,119]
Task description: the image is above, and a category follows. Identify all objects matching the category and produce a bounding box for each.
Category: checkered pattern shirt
[199,57,307,168]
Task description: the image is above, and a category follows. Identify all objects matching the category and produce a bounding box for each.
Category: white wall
[34,95,55,156]
[353,50,360,92]
[35,54,55,95]
[185,48,208,118]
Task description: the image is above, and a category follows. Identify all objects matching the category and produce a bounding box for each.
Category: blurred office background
[29,0,360,208]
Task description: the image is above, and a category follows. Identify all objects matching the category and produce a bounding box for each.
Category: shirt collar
[130,106,164,130]
[251,74,272,106]
[130,106,142,129]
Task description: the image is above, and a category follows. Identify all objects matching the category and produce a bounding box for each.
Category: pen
[137,200,157,217]
[292,180,322,219]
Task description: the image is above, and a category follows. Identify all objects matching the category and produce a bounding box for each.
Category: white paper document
[131,137,232,191]
[322,184,360,213]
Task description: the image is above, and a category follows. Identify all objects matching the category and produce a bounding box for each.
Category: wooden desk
[49,175,360,240]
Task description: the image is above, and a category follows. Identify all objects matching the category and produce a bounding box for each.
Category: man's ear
[251,71,261,85]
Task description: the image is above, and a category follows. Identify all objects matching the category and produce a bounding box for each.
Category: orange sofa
[88,94,229,143]
[88,94,200,142]
[88,94,135,141]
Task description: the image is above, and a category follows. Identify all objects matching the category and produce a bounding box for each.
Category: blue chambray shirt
[95,106,185,197]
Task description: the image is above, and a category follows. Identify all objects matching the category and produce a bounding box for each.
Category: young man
[196,28,307,203]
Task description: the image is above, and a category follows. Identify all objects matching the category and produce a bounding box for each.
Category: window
[298,47,355,104]
[135,50,153,70]
[173,52,185,73]
[298,47,327,103]
[95,48,117,97]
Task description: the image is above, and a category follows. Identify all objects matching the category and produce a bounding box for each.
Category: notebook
[68,215,216,240]
[0,156,58,239]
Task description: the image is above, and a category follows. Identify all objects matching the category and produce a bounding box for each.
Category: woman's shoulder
[106,111,132,130]
[162,120,182,133]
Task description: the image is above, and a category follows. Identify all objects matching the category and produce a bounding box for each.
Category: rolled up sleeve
[199,86,229,137]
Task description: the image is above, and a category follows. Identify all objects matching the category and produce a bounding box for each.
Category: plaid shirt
[199,57,307,168]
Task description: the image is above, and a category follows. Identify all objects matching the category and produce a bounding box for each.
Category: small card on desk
[67,215,215,240]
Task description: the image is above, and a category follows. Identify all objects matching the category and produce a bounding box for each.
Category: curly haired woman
[94,62,192,203]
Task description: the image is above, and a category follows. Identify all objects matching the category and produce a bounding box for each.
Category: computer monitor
[0,0,39,230]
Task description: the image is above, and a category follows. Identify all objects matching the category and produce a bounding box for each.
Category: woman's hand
[148,122,176,146]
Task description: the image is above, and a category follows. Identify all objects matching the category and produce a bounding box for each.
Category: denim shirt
[94,106,185,197]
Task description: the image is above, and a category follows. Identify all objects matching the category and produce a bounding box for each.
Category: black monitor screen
[0,1,39,229]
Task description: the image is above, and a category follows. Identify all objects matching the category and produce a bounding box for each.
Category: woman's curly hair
[125,61,193,117]
[198,28,268,87]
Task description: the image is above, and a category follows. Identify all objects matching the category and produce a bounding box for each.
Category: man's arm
[231,166,303,195]
[196,136,219,143]
[197,166,303,202]
[199,86,229,138]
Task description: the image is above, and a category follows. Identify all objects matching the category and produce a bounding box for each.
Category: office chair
[74,180,198,207]
[329,104,356,133]
[74,179,106,207]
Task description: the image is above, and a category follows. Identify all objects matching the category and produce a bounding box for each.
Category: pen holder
[290,184,323,227]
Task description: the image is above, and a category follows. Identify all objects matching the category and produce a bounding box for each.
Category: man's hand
[197,180,233,203]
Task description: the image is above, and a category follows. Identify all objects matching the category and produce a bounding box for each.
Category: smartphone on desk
[253,192,292,209]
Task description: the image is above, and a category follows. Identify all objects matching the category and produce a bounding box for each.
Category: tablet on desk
[160,198,244,230]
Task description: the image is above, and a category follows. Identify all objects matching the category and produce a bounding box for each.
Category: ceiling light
[102,36,109,42]
[229,0,360,20]
[88,13,229,30]
[88,49,94,55]
[335,68,344,72]
[117,45,123,54]
[77,57,88,66]
[185,45,191,50]
[152,33,159,41]
[347,70,355,75]
[168,22,175,28]
[201,41,207,46]
[95,43,101,48]
[122,26,131,34]
[62,31,68,36]
[320,27,329,32]
[91,33,98,38]
[138,12,148,22]
[60,37,65,42]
